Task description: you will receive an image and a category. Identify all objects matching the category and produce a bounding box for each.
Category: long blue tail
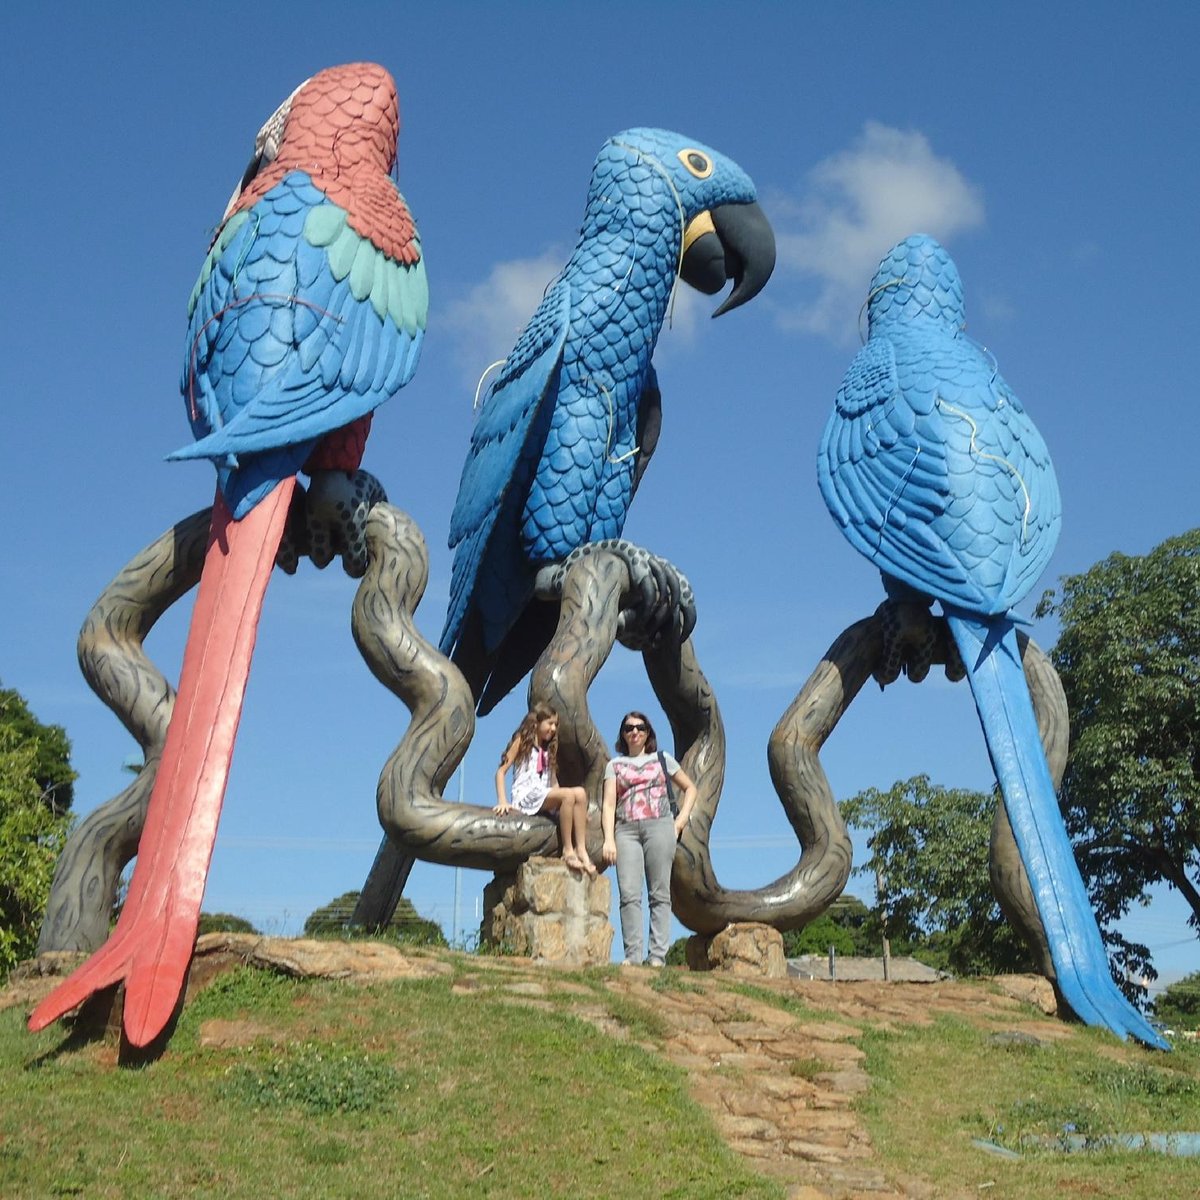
[946,610,1168,1050]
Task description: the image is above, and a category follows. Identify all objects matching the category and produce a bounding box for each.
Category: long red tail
[30,479,295,1045]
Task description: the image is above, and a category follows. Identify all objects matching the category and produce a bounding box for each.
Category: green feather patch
[187,211,250,319]
[304,203,427,336]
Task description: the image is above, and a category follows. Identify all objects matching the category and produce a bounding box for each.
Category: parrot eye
[678,149,713,179]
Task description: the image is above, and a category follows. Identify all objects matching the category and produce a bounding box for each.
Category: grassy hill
[2,943,1198,1199]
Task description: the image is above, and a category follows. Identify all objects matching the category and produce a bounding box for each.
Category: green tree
[197,912,259,936]
[0,692,74,977]
[1151,971,1200,1032]
[842,775,1035,976]
[304,891,446,947]
[1036,530,1200,952]
[781,897,876,958]
[0,686,75,815]
[782,915,855,958]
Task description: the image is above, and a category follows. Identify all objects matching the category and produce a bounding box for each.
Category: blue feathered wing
[173,172,426,517]
[818,333,1058,614]
[440,277,571,655]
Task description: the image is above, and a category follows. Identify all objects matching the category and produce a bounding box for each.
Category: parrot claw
[277,470,388,578]
[537,539,695,650]
[275,482,309,575]
[873,597,964,687]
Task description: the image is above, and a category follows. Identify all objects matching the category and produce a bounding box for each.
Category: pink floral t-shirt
[605,752,680,822]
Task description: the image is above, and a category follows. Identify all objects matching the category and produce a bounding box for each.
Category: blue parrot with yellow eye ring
[818,234,1166,1049]
[441,128,775,713]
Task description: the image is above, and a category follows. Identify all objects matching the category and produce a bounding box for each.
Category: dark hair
[503,703,559,777]
[615,710,657,755]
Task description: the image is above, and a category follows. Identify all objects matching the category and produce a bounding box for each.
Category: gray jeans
[614,815,676,963]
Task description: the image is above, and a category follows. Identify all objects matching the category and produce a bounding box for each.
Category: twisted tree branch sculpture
[38,474,391,954]
[38,510,211,953]
[44,487,1068,986]
[357,504,562,870]
[357,512,1066,968]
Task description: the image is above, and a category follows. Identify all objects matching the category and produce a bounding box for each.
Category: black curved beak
[680,201,775,317]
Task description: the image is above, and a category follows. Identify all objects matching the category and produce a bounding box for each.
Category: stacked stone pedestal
[481,857,613,965]
[686,922,787,978]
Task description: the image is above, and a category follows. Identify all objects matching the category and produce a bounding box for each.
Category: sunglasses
[622,722,647,733]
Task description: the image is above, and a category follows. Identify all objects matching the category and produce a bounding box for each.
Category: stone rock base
[481,857,612,965]
[686,922,787,978]
[984,972,1061,1016]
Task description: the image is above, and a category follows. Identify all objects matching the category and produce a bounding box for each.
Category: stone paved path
[440,953,1062,1200]
[598,970,1058,1199]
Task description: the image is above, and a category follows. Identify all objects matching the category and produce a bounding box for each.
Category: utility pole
[452,760,465,947]
[876,863,891,982]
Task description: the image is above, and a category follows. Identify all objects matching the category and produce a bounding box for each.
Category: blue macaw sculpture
[818,234,1166,1049]
[441,128,774,711]
[31,63,427,1047]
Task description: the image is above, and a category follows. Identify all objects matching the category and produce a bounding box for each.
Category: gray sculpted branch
[356,504,563,870]
[360,533,1064,957]
[38,510,212,952]
[535,549,850,933]
[44,491,1065,966]
[39,472,393,953]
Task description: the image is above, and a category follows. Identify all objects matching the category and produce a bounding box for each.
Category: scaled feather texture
[30,63,426,1047]
[442,128,771,709]
[817,234,1166,1049]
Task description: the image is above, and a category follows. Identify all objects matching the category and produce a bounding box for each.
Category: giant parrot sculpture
[442,128,775,711]
[31,62,427,1047]
[817,234,1166,1048]
[353,128,773,928]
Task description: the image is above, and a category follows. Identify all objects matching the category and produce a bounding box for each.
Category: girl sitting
[495,704,596,876]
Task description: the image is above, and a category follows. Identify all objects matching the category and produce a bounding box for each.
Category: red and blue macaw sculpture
[31,63,427,1046]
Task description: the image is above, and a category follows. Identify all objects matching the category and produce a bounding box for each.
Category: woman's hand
[602,838,617,866]
[673,812,688,838]
[493,800,512,816]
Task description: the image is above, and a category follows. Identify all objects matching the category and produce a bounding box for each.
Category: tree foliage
[781,896,876,958]
[842,775,1035,976]
[0,689,74,977]
[0,685,75,815]
[1151,971,1200,1032]
[304,891,447,947]
[197,912,259,936]
[1036,529,1200,945]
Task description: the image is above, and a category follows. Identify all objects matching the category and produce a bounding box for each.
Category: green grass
[856,1013,1200,1199]
[7,956,1200,1200]
[0,965,782,1200]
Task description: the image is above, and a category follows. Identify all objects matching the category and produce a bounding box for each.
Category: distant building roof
[786,955,949,983]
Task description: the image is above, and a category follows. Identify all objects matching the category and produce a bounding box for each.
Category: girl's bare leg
[543,790,582,869]
[572,789,597,875]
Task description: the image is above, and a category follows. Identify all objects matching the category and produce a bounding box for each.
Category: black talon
[678,596,697,643]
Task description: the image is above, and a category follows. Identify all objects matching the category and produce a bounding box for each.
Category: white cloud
[443,244,708,383]
[441,249,566,384]
[775,122,985,342]
[654,280,705,350]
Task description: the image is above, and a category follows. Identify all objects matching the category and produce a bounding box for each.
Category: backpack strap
[657,751,678,816]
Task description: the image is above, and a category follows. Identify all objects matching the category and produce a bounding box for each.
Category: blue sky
[3,2,1197,989]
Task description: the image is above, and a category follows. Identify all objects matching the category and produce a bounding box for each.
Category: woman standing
[601,711,697,966]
